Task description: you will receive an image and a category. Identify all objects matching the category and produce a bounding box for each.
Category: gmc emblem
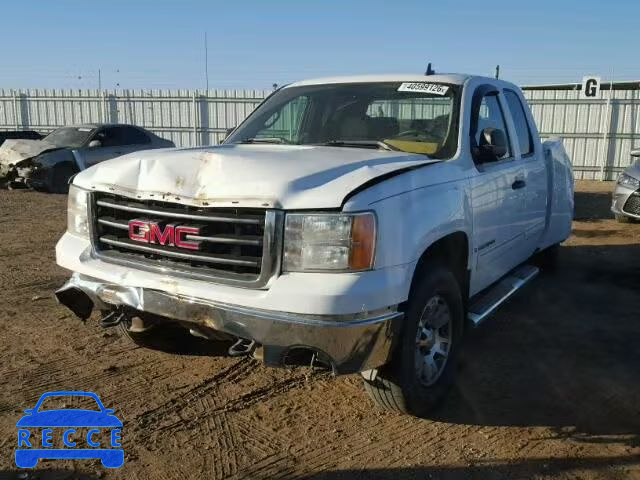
[128,220,201,250]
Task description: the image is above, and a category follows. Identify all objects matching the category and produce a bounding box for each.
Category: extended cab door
[469,87,529,293]
[503,89,548,252]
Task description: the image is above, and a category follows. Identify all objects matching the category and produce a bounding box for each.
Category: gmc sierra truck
[55,74,574,417]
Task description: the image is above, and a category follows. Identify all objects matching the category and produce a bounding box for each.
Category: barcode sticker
[397,83,449,95]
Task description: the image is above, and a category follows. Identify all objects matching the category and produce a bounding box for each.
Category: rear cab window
[504,90,534,156]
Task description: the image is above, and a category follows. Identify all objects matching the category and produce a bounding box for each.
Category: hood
[0,139,60,167]
[73,144,440,209]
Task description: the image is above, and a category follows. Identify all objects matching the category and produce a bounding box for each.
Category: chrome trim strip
[97,218,128,230]
[96,199,262,224]
[100,237,260,267]
[186,234,263,246]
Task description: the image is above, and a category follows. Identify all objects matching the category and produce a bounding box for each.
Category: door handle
[512,179,526,190]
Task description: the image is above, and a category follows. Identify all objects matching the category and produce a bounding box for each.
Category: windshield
[44,126,95,148]
[37,395,101,412]
[226,82,460,158]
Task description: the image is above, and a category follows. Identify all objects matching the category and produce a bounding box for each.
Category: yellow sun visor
[383,140,439,155]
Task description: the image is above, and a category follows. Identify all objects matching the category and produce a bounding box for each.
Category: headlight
[617,172,640,190]
[67,184,90,239]
[283,212,376,272]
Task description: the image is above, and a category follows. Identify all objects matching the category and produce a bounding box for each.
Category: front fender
[370,179,472,270]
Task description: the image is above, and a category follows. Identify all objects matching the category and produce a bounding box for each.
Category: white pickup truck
[55,74,574,417]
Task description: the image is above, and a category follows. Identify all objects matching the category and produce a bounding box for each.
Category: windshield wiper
[318,140,399,151]
[236,137,291,145]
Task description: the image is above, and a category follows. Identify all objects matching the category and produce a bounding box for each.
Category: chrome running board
[467,264,539,327]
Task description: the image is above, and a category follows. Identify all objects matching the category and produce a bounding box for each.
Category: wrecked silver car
[0,124,174,193]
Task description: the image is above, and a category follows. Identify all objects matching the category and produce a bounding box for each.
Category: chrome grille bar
[100,236,261,267]
[96,199,262,224]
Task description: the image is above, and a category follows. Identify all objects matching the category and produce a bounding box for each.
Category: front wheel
[49,162,75,194]
[362,263,464,417]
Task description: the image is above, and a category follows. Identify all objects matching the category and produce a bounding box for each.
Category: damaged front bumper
[56,273,403,374]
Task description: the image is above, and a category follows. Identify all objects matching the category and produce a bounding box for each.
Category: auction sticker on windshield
[397,83,449,95]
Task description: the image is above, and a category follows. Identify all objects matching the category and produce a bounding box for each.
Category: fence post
[101,90,107,123]
[192,90,198,147]
[599,88,613,181]
[12,90,19,130]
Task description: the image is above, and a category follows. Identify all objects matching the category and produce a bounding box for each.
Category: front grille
[623,192,640,216]
[91,193,274,285]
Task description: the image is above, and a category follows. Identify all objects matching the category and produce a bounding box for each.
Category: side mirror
[475,127,507,162]
[88,139,102,148]
[224,127,235,140]
[23,409,34,414]
[104,408,115,414]
[631,149,640,157]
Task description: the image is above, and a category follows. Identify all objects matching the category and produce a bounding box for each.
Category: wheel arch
[408,231,471,307]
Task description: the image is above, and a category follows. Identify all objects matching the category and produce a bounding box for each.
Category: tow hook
[99,310,127,328]
[228,338,257,357]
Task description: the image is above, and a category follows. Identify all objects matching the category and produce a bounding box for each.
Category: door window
[474,94,511,160]
[96,127,150,147]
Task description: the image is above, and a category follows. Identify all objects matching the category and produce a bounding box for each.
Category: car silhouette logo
[15,391,123,468]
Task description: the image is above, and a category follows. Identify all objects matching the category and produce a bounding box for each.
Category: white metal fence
[523,87,640,180]
[1,85,639,180]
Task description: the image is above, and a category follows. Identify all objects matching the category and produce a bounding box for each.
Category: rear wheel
[615,213,633,223]
[362,263,464,417]
[531,244,560,272]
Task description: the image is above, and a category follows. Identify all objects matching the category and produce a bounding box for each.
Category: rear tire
[362,262,464,417]
[530,244,560,272]
[615,213,633,223]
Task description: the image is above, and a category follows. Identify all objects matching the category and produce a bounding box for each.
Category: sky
[1,0,638,91]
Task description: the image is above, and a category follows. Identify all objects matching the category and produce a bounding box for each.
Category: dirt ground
[0,180,639,480]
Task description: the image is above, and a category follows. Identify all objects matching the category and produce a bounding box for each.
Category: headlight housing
[617,172,640,190]
[67,184,90,239]
[283,212,376,272]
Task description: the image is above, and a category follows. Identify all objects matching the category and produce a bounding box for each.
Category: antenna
[204,32,209,91]
[425,63,435,76]
[495,65,500,79]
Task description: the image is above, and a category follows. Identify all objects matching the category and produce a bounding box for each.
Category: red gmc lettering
[128,221,200,250]
[174,226,201,250]
[149,223,174,245]
[128,220,150,242]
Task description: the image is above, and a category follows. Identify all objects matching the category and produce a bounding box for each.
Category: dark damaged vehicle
[0,124,174,193]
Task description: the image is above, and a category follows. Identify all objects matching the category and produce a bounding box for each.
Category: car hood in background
[73,144,440,209]
[0,139,60,167]
[623,160,640,180]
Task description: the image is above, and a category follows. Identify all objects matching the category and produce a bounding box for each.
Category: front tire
[362,263,464,417]
[49,162,75,194]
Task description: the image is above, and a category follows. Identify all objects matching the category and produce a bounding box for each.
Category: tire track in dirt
[134,358,255,436]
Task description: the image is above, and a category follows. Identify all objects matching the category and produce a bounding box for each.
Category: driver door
[469,90,528,293]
